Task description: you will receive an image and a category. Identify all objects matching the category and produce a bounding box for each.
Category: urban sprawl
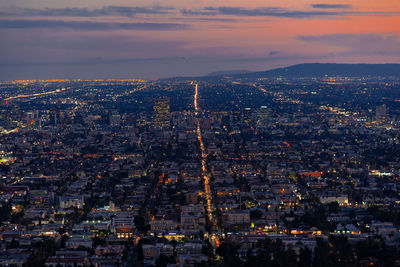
[1,76,400,266]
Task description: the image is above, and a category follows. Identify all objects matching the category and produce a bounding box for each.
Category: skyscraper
[376,104,387,122]
[153,97,170,127]
[243,108,253,126]
[50,109,61,125]
[110,111,121,127]
[26,110,39,126]
[231,110,241,125]
[256,106,269,125]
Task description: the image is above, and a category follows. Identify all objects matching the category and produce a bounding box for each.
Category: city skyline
[1,0,400,80]
[1,74,400,266]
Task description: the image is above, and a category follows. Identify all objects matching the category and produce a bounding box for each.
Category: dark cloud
[1,5,396,21]
[0,6,174,17]
[181,6,398,18]
[201,6,340,18]
[0,19,188,30]
[181,8,218,16]
[269,51,279,56]
[311,4,352,9]
[174,14,238,23]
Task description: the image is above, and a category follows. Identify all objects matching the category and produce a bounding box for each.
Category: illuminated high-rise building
[26,110,39,125]
[109,111,121,127]
[231,110,241,125]
[256,106,269,125]
[243,108,253,126]
[50,109,61,125]
[376,104,387,122]
[153,97,170,127]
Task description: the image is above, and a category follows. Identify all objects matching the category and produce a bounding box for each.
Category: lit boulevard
[194,83,220,249]
[194,83,199,114]
[4,87,70,102]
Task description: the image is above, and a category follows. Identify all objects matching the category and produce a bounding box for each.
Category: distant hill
[166,63,400,81]
[207,70,250,76]
[228,63,400,79]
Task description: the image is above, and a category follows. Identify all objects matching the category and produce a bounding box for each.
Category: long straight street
[194,83,220,248]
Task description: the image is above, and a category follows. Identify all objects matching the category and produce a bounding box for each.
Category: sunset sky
[1,0,399,79]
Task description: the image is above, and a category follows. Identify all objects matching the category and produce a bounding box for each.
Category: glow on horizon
[0,0,399,79]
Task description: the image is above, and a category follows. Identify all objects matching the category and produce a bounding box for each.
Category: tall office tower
[153,97,170,127]
[110,111,121,127]
[243,107,253,126]
[26,110,39,125]
[231,110,241,125]
[256,106,269,125]
[49,109,61,125]
[376,104,387,122]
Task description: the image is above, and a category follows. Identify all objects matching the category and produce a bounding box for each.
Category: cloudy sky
[0,0,399,80]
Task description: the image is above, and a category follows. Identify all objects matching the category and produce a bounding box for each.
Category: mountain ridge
[166,63,400,80]
[229,63,400,78]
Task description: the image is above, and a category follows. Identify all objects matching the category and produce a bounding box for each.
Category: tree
[9,238,19,249]
[134,214,149,233]
[327,202,339,213]
[313,238,334,267]
[202,240,213,259]
[329,235,355,265]
[271,239,296,267]
[250,210,263,219]
[156,254,175,267]
[299,247,312,267]
[0,203,12,222]
[216,240,241,267]
[284,245,299,267]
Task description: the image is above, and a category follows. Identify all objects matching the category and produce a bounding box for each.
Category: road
[194,83,220,248]
[194,83,199,114]
[4,87,71,102]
